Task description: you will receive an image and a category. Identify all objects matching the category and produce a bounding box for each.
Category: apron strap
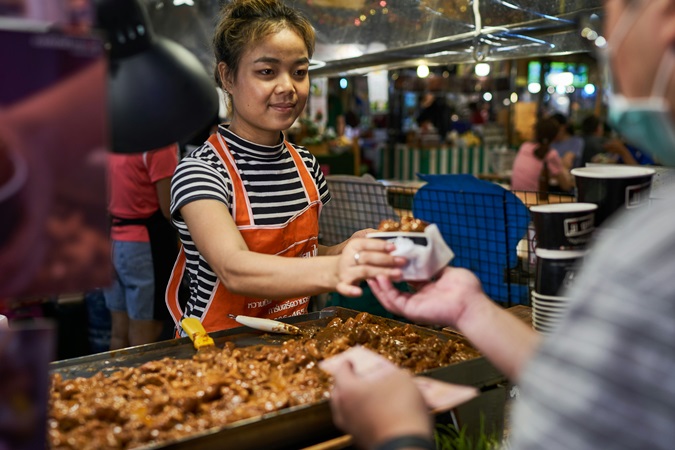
[165,244,187,328]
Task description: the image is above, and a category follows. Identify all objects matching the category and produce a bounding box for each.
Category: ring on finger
[354,252,361,265]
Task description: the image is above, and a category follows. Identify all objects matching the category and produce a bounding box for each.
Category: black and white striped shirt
[510,186,675,449]
[170,126,330,319]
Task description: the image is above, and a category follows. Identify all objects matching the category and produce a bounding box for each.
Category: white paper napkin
[368,224,454,281]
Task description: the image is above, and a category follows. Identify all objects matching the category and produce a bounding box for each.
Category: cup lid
[535,248,587,259]
[571,166,655,179]
[529,203,598,213]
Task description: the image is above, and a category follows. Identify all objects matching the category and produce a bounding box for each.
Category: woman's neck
[228,119,280,146]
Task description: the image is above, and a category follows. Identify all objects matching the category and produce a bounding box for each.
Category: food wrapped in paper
[367,222,454,281]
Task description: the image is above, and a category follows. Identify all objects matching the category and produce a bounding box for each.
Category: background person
[328,1,675,449]
[550,112,584,170]
[416,92,449,140]
[105,143,179,349]
[581,114,639,165]
[510,117,574,193]
[166,0,404,334]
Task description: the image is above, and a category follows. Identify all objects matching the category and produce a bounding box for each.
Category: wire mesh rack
[319,174,575,307]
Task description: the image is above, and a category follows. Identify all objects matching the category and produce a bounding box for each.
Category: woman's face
[221,28,310,145]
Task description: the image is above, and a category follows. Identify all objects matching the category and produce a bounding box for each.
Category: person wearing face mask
[166,0,405,335]
[328,1,675,449]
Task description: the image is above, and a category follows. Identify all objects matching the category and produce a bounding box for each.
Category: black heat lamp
[96,0,218,153]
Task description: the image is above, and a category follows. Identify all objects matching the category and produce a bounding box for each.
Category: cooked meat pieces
[378,216,428,232]
[49,312,478,449]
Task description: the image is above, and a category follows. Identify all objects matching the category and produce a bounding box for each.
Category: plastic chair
[412,174,531,305]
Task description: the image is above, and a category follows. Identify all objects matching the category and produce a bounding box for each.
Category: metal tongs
[228,314,302,335]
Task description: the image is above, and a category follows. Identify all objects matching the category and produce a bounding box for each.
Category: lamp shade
[97,0,218,153]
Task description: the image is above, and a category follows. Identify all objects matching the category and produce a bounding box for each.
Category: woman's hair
[550,112,574,135]
[534,117,561,160]
[212,0,315,90]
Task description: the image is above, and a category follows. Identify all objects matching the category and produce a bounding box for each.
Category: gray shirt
[510,187,675,449]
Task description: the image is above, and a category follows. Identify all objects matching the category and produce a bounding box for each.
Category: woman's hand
[335,238,406,297]
[349,228,377,239]
[368,266,486,327]
[329,359,432,450]
[320,228,379,256]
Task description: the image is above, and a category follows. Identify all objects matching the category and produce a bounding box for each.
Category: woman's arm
[604,139,639,165]
[561,151,576,170]
[547,151,574,192]
[181,199,404,299]
[319,228,377,256]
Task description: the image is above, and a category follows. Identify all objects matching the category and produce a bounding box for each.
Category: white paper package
[368,223,454,281]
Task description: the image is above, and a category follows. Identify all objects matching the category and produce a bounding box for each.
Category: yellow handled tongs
[181,317,216,351]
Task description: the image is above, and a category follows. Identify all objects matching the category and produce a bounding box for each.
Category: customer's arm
[604,139,639,165]
[369,267,540,382]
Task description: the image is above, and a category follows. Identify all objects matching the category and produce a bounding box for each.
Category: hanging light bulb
[475,63,490,77]
[417,64,430,78]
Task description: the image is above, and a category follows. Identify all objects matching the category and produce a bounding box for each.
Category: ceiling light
[417,64,430,78]
[528,83,541,94]
[475,63,490,77]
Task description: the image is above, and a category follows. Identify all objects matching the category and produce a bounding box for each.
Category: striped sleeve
[170,146,232,223]
[510,195,675,450]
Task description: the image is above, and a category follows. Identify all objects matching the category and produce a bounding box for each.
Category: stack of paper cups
[529,203,597,334]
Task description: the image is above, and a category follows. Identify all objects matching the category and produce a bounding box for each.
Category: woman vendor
[166,0,404,333]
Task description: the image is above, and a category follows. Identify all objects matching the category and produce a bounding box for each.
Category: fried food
[378,215,428,232]
[48,313,477,449]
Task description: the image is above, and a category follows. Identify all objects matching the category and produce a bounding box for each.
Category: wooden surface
[505,304,532,327]
[301,435,353,450]
[513,191,575,207]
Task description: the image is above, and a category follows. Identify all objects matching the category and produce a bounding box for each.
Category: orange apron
[166,133,320,333]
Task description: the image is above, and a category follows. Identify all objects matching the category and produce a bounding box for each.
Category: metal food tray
[50,307,505,450]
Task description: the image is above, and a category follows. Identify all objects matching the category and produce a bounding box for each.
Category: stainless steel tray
[50,307,505,450]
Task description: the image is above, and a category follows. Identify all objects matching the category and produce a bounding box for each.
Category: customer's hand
[329,359,432,449]
[335,238,405,297]
[368,266,486,327]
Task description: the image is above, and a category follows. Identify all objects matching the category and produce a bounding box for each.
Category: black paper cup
[530,203,597,250]
[572,166,655,227]
[535,248,585,296]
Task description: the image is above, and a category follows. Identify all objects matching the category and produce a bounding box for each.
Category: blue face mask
[605,3,675,167]
[608,54,675,167]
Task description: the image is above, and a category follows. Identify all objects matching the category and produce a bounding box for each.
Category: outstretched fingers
[368,275,410,315]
